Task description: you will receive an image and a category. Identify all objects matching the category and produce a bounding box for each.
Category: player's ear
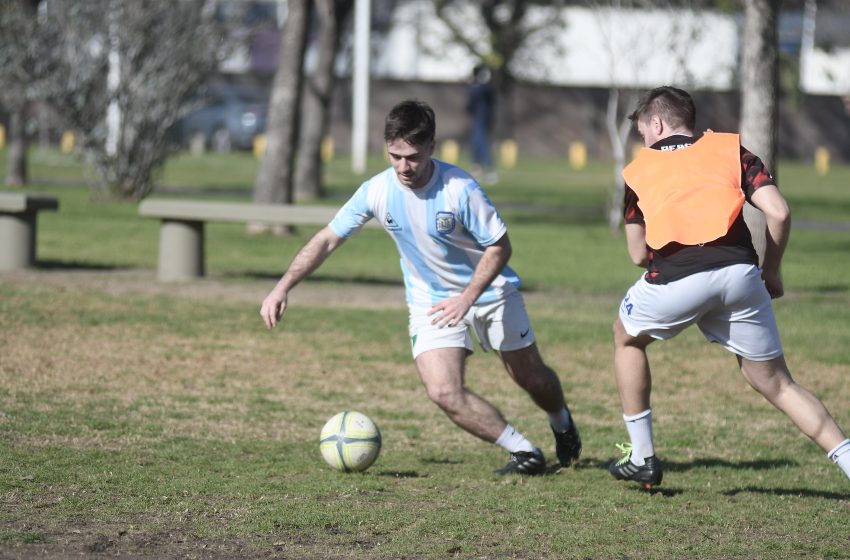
[651,115,664,135]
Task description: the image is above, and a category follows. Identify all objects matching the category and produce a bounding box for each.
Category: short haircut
[629,86,696,131]
[384,100,435,147]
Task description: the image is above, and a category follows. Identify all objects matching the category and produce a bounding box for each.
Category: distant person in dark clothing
[466,64,497,184]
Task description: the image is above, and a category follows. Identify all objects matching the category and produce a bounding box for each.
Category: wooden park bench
[0,192,59,271]
[138,198,377,282]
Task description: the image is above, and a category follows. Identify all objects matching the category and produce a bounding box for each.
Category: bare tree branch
[24,0,234,200]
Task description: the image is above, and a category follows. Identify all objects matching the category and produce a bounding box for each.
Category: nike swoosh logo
[520,329,530,338]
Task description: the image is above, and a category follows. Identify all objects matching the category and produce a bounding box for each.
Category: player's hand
[428,294,473,328]
[762,269,784,299]
[260,290,288,329]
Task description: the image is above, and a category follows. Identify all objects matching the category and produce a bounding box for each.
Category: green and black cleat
[609,443,663,489]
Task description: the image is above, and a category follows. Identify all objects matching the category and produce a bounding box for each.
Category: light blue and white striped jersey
[328,160,521,306]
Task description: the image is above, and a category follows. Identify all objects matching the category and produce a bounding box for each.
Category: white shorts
[408,290,536,359]
[618,263,783,361]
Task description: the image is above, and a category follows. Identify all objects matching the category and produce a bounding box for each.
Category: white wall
[801,47,850,95]
[372,3,739,91]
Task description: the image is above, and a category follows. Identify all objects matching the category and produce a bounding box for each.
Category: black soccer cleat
[609,443,663,489]
[493,448,546,476]
[552,423,582,468]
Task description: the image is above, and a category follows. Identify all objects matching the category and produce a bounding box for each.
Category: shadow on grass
[663,457,798,472]
[370,458,461,478]
[376,470,423,478]
[37,259,126,271]
[625,486,684,497]
[237,271,406,287]
[723,486,850,500]
[579,456,797,473]
[421,457,463,465]
[592,482,850,501]
[792,284,850,294]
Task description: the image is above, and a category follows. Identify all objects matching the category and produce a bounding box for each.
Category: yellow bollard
[253,134,267,159]
[568,141,587,171]
[500,139,517,169]
[814,146,830,176]
[0,125,5,148]
[60,131,75,154]
[321,136,335,162]
[440,139,459,164]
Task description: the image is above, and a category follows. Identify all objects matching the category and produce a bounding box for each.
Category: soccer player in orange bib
[609,86,850,488]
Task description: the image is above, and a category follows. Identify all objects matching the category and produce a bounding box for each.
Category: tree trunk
[5,107,28,188]
[253,0,311,215]
[740,0,780,266]
[604,88,637,236]
[605,89,625,235]
[1,0,38,188]
[294,0,352,202]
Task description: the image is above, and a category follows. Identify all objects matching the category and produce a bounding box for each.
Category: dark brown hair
[384,100,436,146]
[629,86,696,131]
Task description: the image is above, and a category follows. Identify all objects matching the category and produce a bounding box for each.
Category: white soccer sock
[827,438,850,480]
[548,406,572,433]
[495,424,536,454]
[623,409,654,466]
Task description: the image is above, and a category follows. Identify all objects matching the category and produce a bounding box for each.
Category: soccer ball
[319,411,382,472]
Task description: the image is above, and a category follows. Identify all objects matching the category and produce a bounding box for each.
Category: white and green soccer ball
[319,411,382,472]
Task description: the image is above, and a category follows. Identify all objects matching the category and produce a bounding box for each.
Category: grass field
[1,149,849,558]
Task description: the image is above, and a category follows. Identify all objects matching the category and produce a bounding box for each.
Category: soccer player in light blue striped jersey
[261,100,581,475]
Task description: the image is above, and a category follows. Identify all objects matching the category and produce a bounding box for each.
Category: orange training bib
[622,132,744,250]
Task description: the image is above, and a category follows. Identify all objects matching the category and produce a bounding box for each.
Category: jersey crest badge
[385,211,401,231]
[435,211,456,235]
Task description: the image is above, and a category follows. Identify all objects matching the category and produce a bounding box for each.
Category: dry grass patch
[3,268,849,560]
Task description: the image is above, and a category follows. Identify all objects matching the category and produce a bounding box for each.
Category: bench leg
[158,219,205,281]
[0,211,37,271]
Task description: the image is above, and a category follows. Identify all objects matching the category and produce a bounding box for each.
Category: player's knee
[746,371,789,402]
[424,384,463,411]
[741,356,793,398]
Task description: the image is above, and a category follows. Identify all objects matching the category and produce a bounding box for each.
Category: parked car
[174,84,269,153]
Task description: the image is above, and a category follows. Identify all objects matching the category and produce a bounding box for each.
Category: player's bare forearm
[751,185,790,274]
[750,185,790,298]
[466,233,511,301]
[625,223,649,267]
[278,227,345,292]
[260,227,346,328]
